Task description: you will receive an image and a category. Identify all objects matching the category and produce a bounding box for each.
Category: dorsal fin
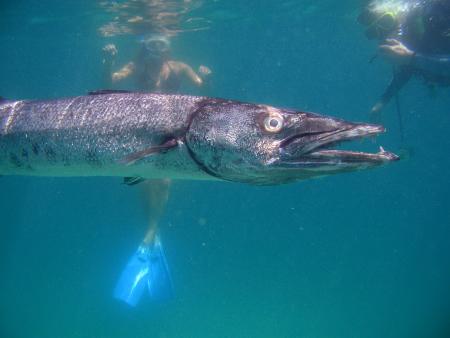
[88,89,133,95]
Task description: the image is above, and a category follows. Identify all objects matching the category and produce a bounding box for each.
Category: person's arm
[380,39,450,76]
[112,62,136,82]
[180,62,204,86]
[371,66,413,115]
[379,39,415,65]
[167,61,212,87]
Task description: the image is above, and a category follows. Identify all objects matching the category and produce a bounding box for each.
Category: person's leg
[141,179,171,246]
[114,179,174,306]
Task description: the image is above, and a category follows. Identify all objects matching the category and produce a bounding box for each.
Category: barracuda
[0,91,398,185]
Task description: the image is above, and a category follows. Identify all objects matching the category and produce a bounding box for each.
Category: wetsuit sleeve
[413,53,450,77]
[378,66,413,108]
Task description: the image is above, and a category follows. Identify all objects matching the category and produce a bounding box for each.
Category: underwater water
[1,1,450,337]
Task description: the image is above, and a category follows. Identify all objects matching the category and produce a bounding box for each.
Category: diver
[104,34,212,306]
[358,0,450,116]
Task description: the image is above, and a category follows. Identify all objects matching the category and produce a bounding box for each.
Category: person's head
[358,7,398,40]
[140,34,171,62]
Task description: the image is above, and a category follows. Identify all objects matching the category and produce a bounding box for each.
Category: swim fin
[114,234,174,306]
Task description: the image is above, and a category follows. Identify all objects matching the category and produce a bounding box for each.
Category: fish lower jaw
[307,146,399,163]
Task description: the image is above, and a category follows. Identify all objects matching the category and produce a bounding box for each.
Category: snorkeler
[104,34,211,93]
[106,34,212,306]
[358,0,450,116]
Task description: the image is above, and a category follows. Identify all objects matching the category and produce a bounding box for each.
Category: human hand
[112,72,121,82]
[379,39,414,65]
[371,101,384,113]
[102,44,118,68]
[198,65,212,77]
[369,101,384,123]
[102,44,118,58]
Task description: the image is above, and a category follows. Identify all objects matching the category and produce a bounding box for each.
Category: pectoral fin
[120,138,178,166]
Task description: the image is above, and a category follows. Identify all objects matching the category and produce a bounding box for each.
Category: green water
[1,1,450,337]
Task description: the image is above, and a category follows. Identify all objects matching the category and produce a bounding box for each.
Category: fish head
[186,100,399,185]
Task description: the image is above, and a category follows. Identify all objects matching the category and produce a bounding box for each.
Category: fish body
[0,93,209,180]
[0,92,398,185]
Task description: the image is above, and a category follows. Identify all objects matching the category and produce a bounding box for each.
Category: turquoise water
[1,1,450,337]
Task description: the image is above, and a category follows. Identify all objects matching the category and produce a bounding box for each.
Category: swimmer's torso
[138,61,181,93]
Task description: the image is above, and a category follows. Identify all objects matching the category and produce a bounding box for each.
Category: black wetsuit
[377,0,450,109]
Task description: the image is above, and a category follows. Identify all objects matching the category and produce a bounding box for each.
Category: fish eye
[263,113,284,133]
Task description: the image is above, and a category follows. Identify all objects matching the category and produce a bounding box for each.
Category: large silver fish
[0,91,398,185]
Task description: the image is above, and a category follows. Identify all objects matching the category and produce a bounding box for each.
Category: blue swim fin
[114,234,173,306]
[147,235,174,301]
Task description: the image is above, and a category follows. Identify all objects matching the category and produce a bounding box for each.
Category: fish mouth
[279,124,399,169]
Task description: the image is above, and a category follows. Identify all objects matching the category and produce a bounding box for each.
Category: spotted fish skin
[0,93,209,180]
[0,92,398,185]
